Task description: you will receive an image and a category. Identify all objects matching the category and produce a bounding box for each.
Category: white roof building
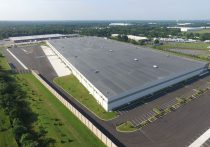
[111,34,119,37]
[127,35,148,41]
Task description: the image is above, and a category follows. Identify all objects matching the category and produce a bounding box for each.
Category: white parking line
[161,99,176,108]
[135,118,142,124]
[130,121,136,126]
[142,114,149,120]
[163,100,176,108]
[135,118,141,124]
[7,49,28,70]
[145,112,152,119]
[189,128,210,147]
[132,120,138,126]
[137,117,145,123]
[147,111,155,116]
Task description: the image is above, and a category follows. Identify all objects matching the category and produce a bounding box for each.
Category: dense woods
[0,21,210,41]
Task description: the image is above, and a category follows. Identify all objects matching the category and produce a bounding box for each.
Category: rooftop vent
[95,70,100,73]
[134,58,139,61]
[153,65,159,68]
[109,50,113,52]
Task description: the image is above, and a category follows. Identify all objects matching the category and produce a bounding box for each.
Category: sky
[0,0,209,20]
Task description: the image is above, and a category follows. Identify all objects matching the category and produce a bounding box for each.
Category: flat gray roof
[49,37,207,101]
[9,34,73,41]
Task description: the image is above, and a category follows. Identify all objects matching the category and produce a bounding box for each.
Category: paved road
[3,44,210,147]
[4,45,57,79]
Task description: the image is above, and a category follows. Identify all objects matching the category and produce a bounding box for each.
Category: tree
[154,39,160,45]
[13,125,27,139]
[200,33,210,41]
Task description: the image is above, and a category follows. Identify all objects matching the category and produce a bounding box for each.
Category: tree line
[0,65,55,146]
[0,21,210,41]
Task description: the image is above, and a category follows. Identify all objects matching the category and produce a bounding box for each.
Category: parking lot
[112,74,210,128]
[115,90,210,147]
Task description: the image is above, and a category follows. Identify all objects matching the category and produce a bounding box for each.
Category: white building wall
[127,35,148,41]
[108,67,207,110]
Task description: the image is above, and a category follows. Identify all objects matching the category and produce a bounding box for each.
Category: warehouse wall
[108,67,208,110]
[46,41,109,111]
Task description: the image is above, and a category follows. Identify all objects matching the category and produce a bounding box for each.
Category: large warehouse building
[9,34,79,43]
[47,37,209,111]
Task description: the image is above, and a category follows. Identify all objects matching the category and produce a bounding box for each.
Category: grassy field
[192,28,210,34]
[15,74,106,147]
[153,42,210,50]
[54,75,117,121]
[0,47,10,71]
[0,109,18,147]
[150,42,210,61]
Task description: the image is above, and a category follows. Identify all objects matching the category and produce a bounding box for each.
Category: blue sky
[0,0,209,20]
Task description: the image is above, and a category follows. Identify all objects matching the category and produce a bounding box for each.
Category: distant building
[180,27,203,32]
[155,37,196,43]
[111,34,119,37]
[177,23,192,26]
[111,34,148,41]
[204,40,210,43]
[109,23,132,26]
[168,27,204,32]
[9,34,79,43]
[127,35,148,41]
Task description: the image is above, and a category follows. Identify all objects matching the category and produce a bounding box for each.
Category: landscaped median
[116,121,137,133]
[54,75,118,121]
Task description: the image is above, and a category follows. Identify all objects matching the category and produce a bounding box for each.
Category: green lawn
[153,42,210,50]
[0,109,18,147]
[0,47,11,71]
[192,28,210,34]
[150,42,210,61]
[16,74,106,147]
[54,75,117,121]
